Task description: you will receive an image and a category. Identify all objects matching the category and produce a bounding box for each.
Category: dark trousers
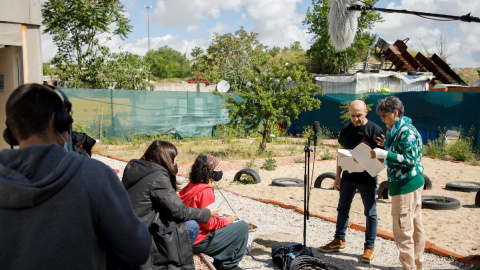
[192,220,249,270]
[334,180,378,249]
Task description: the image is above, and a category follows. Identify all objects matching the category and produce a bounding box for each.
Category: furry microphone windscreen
[328,0,362,51]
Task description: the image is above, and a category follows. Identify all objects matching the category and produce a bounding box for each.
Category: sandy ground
[208,156,480,259]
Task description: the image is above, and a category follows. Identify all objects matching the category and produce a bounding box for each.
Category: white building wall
[0,0,42,149]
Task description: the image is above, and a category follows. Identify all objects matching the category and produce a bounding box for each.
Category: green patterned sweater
[385,118,424,196]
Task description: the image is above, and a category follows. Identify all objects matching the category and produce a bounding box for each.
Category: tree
[269,46,281,57]
[205,27,270,85]
[190,46,204,58]
[42,0,136,88]
[339,95,372,123]
[420,34,450,63]
[304,0,382,74]
[145,46,192,79]
[99,52,152,90]
[215,60,322,151]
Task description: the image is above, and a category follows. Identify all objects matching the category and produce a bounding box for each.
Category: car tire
[421,195,461,210]
[233,168,261,184]
[423,174,432,190]
[475,190,480,207]
[377,181,389,199]
[314,172,336,190]
[272,178,304,187]
[445,181,480,192]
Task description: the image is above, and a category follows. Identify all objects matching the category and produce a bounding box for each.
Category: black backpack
[71,131,96,157]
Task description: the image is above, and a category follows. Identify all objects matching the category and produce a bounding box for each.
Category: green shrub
[235,174,257,184]
[321,149,335,160]
[447,137,475,162]
[246,159,257,169]
[104,136,124,145]
[214,123,246,142]
[318,126,339,140]
[261,158,277,171]
[424,137,447,158]
[73,122,95,138]
[294,157,304,163]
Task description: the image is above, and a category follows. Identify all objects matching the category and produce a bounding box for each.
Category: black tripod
[302,121,320,253]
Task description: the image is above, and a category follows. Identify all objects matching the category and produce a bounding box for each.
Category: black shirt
[338,120,384,185]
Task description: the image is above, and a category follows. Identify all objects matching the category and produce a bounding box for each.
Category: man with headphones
[0,83,150,269]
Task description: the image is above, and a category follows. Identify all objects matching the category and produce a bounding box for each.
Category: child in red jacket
[179,154,249,270]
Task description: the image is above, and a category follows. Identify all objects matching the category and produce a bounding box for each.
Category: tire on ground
[421,195,461,210]
[233,168,261,184]
[476,190,480,207]
[445,181,480,192]
[423,174,432,190]
[314,172,336,189]
[377,181,389,199]
[272,178,304,187]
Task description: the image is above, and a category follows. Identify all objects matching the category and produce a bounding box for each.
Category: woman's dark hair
[376,96,405,117]
[141,140,178,175]
[189,154,210,184]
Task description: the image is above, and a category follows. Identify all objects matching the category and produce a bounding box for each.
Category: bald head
[349,100,367,111]
[349,100,368,127]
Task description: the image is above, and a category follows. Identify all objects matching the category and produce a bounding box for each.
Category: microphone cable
[213,182,270,263]
[290,255,342,270]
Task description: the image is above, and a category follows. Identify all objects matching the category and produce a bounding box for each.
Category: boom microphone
[328,0,480,52]
[328,0,362,51]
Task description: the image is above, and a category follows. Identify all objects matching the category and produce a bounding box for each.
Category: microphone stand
[302,131,316,254]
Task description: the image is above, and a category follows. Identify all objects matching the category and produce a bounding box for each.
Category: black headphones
[3,85,73,147]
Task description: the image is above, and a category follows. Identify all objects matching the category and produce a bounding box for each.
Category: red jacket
[178,182,229,245]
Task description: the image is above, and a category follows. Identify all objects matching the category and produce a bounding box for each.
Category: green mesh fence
[292,91,480,151]
[61,88,229,140]
[62,88,480,151]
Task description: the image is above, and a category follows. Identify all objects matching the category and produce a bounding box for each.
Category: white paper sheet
[337,149,364,173]
[206,200,223,209]
[337,144,385,177]
[350,143,385,177]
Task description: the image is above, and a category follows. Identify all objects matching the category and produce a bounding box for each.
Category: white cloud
[208,23,229,35]
[152,0,243,27]
[186,25,199,33]
[243,0,312,49]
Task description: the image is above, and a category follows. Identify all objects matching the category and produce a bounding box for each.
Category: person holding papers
[179,154,248,270]
[319,100,384,264]
[371,96,425,270]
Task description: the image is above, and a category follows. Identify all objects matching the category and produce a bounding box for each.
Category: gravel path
[93,154,470,270]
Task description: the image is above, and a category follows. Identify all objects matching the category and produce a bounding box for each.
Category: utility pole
[145,5,152,52]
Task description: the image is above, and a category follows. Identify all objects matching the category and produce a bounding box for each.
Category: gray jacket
[122,159,210,270]
[0,144,150,270]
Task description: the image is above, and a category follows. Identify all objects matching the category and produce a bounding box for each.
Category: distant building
[314,71,433,94]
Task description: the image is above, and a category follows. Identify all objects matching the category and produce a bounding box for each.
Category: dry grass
[93,137,339,164]
[453,68,479,85]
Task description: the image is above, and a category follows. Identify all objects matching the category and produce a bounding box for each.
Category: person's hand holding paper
[338,143,385,177]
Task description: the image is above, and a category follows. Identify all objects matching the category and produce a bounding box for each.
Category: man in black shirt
[318,100,384,264]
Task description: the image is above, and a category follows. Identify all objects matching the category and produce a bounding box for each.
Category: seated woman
[122,141,219,269]
[178,154,249,270]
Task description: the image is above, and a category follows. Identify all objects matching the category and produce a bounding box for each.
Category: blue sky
[41,0,480,68]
